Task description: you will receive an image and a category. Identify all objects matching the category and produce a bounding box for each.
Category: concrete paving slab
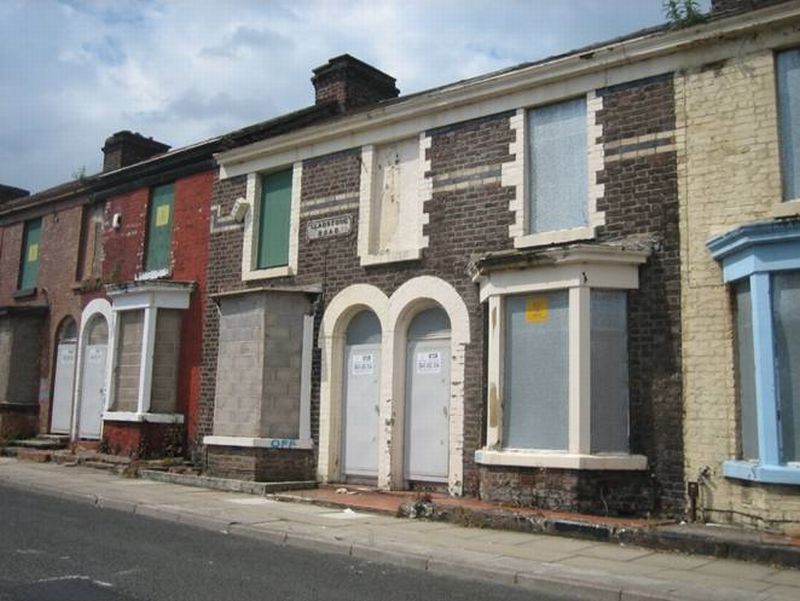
[459,528,549,546]
[764,569,800,587]
[560,556,664,577]
[763,584,800,599]
[575,543,655,561]
[693,557,780,580]
[653,568,774,593]
[512,534,601,553]
[630,552,714,570]
[488,543,576,563]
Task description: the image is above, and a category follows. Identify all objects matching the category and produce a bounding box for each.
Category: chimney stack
[0,184,30,204]
[102,131,170,173]
[312,54,399,112]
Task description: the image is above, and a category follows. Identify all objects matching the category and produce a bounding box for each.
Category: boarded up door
[50,340,77,434]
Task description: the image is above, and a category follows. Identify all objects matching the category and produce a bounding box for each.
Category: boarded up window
[144,184,174,272]
[773,271,800,463]
[369,137,420,255]
[111,310,143,412]
[77,203,104,281]
[777,49,800,201]
[528,97,588,233]
[503,291,569,450]
[257,169,292,269]
[734,279,759,460]
[590,290,629,453]
[18,218,42,290]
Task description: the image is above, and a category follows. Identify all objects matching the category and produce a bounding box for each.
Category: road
[0,485,565,601]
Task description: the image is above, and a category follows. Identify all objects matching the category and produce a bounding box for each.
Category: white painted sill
[772,199,800,219]
[242,265,293,281]
[204,435,314,450]
[135,268,171,281]
[360,248,422,267]
[475,448,647,471]
[103,411,184,424]
[513,226,595,249]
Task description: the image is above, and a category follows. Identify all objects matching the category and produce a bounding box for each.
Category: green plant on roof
[663,0,707,27]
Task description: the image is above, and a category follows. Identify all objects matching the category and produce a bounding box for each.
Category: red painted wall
[97,170,213,446]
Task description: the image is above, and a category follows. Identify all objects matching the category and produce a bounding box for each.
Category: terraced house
[1,0,798,530]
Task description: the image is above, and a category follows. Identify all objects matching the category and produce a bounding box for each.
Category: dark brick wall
[206,446,315,482]
[199,76,683,516]
[102,421,184,459]
[597,74,683,515]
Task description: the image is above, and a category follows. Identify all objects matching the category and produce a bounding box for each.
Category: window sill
[513,226,595,249]
[203,435,314,450]
[242,265,293,281]
[475,448,647,470]
[772,199,800,219]
[12,288,36,300]
[103,411,184,424]
[136,268,171,281]
[723,460,800,485]
[360,248,422,267]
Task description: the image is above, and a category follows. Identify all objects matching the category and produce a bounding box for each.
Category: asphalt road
[0,485,566,601]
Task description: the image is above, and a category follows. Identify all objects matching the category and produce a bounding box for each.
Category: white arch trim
[388,276,470,496]
[317,284,389,484]
[70,299,114,441]
[317,277,470,496]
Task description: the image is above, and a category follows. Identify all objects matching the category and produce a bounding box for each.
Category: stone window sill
[723,460,800,485]
[242,265,293,281]
[513,226,595,249]
[136,268,171,281]
[360,248,422,267]
[12,288,36,299]
[103,411,184,424]
[475,448,647,470]
[203,435,314,450]
[772,199,800,219]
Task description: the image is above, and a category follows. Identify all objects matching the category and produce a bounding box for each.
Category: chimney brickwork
[311,54,399,111]
[102,131,170,173]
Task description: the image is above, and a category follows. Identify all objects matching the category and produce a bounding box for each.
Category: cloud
[200,26,292,59]
[0,0,712,193]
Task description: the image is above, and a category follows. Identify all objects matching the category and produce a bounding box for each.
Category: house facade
[677,0,800,531]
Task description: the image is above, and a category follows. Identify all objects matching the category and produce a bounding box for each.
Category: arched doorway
[78,313,109,439]
[405,306,451,483]
[342,310,382,481]
[50,317,78,434]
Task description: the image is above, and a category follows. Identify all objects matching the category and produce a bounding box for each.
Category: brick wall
[596,74,684,514]
[200,79,683,515]
[676,51,800,530]
[0,202,86,433]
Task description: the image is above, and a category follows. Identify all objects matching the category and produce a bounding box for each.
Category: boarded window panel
[777,49,800,201]
[773,271,800,463]
[257,169,292,269]
[503,291,569,451]
[528,97,588,233]
[18,218,42,290]
[144,184,174,272]
[734,279,759,460]
[590,290,629,453]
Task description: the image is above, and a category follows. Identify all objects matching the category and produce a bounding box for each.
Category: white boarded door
[78,316,108,440]
[342,311,381,478]
[50,340,77,434]
[405,308,450,482]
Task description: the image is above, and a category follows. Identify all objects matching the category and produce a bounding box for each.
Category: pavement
[1,457,799,601]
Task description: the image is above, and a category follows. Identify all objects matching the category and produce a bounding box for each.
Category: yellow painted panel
[27,243,39,263]
[525,295,548,323]
[155,204,170,227]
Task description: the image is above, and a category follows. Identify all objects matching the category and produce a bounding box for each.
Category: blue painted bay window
[708,220,800,485]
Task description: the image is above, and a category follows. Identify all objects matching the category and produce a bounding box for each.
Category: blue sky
[0,0,711,193]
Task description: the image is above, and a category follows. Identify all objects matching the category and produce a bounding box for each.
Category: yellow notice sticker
[525,295,548,323]
[155,204,170,227]
[27,243,39,263]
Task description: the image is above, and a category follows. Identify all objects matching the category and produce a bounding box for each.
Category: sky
[0,0,712,194]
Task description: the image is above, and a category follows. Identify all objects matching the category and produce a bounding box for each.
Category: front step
[12,435,69,451]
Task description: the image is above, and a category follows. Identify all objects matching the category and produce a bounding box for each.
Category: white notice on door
[87,346,104,362]
[352,352,375,376]
[416,351,442,374]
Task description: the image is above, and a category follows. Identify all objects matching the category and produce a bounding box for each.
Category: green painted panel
[145,184,174,272]
[19,218,42,290]
[257,170,292,269]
